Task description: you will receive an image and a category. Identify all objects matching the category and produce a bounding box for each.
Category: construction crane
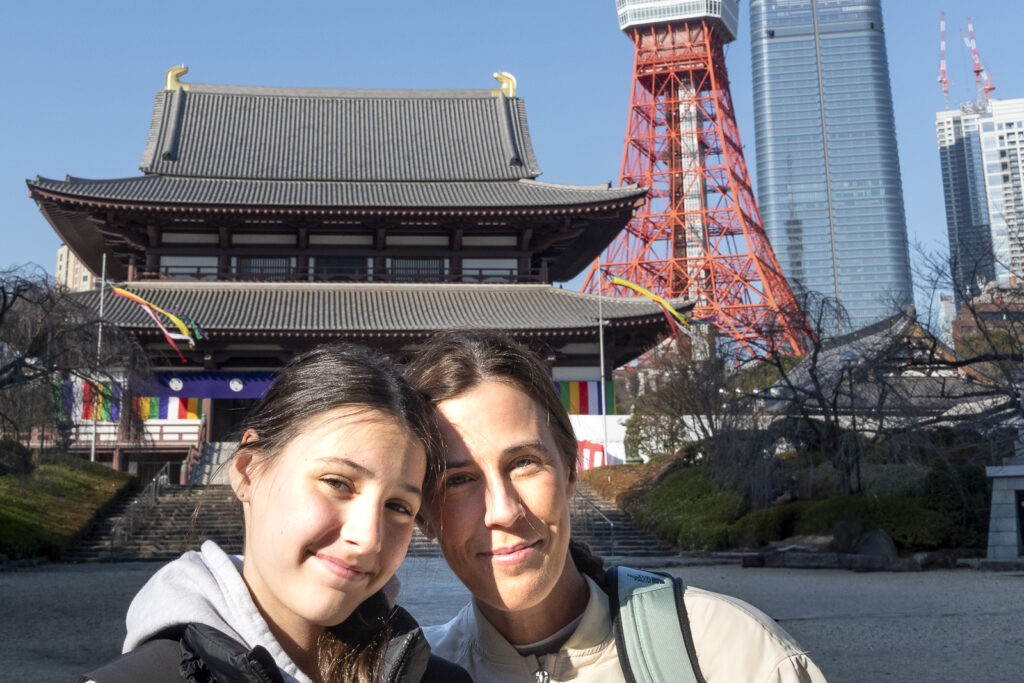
[961,17,995,103]
[938,12,949,110]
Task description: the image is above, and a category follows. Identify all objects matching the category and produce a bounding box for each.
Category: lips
[484,540,540,565]
[314,552,371,581]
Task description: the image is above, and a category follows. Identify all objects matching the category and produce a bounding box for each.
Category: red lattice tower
[583,2,806,355]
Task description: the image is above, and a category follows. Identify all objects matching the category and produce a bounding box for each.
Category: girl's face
[424,380,576,618]
[231,407,426,641]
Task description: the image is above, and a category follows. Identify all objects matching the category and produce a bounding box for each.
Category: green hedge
[0,452,133,559]
[625,466,747,551]
[624,463,981,553]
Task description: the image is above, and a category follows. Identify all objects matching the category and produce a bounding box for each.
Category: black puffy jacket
[82,606,470,683]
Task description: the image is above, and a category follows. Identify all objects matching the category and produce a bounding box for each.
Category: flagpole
[597,259,608,456]
[90,253,106,463]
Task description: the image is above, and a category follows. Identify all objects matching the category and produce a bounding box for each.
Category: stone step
[66,477,677,562]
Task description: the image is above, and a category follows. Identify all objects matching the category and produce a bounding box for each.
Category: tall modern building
[749,0,913,331]
[937,98,1024,306]
[55,244,97,292]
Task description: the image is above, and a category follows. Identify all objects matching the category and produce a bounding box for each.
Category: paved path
[1,557,1020,682]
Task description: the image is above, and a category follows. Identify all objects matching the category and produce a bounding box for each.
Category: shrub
[0,439,33,476]
[793,496,874,536]
[728,502,809,548]
[624,465,747,551]
[792,494,961,552]
[872,495,955,550]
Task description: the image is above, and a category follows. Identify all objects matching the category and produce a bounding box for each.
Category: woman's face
[425,380,576,616]
[231,407,426,639]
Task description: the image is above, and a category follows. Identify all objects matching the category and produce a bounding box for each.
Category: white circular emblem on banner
[168,378,184,392]
[229,378,244,393]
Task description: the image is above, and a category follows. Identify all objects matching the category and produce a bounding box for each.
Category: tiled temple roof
[78,281,682,334]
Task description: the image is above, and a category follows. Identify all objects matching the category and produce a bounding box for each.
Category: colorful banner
[111,286,206,364]
[610,275,693,332]
[62,379,205,422]
[555,381,614,415]
[80,381,121,421]
[141,371,276,400]
[132,396,204,420]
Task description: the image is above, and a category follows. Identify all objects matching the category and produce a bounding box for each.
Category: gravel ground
[1,557,1020,682]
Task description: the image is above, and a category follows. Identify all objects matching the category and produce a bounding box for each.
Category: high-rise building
[55,244,97,292]
[937,98,1024,305]
[749,0,913,331]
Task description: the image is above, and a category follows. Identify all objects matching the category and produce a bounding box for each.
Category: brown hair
[405,330,606,587]
[235,343,439,683]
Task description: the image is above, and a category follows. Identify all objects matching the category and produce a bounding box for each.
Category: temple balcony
[135,264,550,284]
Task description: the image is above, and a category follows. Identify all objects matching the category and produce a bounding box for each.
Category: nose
[341,501,383,554]
[483,477,524,528]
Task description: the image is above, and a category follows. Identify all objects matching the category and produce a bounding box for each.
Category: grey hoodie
[123,540,313,683]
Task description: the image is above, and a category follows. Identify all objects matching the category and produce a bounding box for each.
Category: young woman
[407,331,827,682]
[83,344,469,683]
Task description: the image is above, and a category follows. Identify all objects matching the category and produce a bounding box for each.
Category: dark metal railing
[571,490,616,556]
[137,266,547,284]
[109,461,173,557]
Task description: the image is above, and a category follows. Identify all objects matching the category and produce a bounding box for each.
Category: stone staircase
[64,480,674,563]
[570,481,678,558]
[64,485,441,562]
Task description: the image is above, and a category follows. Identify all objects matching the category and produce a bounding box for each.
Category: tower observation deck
[587,0,806,355]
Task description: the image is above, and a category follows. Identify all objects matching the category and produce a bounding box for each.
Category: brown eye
[444,472,473,488]
[321,476,352,493]
[386,500,415,516]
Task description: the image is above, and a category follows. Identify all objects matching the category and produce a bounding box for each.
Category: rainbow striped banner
[64,380,204,422]
[555,381,614,415]
[133,396,203,420]
[81,382,121,421]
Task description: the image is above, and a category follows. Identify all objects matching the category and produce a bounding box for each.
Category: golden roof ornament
[491,72,517,98]
[165,65,190,91]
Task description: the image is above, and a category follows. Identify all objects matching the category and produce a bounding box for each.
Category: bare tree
[0,265,149,446]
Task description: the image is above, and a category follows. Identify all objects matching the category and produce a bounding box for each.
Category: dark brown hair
[405,330,606,586]
[235,343,439,683]
[405,330,577,472]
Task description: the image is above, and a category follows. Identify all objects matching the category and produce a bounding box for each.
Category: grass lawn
[0,453,134,559]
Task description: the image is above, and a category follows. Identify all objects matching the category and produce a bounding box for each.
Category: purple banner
[144,371,277,399]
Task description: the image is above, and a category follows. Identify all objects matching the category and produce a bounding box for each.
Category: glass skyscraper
[749,0,913,331]
[937,98,1024,307]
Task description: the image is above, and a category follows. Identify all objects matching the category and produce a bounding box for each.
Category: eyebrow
[316,457,422,496]
[443,440,555,470]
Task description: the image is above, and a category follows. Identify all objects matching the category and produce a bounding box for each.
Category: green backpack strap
[606,566,704,683]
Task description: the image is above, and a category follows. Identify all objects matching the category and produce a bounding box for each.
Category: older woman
[407,331,826,682]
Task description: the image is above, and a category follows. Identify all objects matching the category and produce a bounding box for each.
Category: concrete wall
[986,461,1024,559]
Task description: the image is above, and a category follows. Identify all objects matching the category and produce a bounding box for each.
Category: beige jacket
[423,574,827,682]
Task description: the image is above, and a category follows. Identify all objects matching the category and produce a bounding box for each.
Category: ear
[229,429,260,503]
[565,465,577,499]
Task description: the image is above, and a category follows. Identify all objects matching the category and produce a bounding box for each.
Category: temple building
[28,68,680,477]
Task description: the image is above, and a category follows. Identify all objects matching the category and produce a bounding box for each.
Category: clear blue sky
[2,1,1022,298]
